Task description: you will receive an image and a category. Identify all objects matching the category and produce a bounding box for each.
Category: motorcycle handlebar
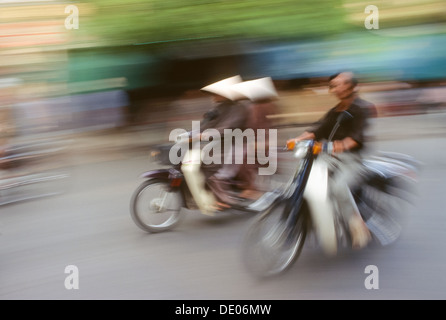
[285,139,334,155]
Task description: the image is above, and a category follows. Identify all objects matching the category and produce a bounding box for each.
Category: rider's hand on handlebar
[332,140,345,154]
[286,138,298,151]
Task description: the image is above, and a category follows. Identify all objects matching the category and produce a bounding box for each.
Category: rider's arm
[293,131,315,142]
[332,104,368,153]
[286,131,315,146]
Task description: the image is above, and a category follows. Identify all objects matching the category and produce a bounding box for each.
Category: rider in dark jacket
[288,72,376,249]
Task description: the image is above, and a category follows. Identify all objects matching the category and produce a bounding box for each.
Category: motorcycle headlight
[293,140,311,159]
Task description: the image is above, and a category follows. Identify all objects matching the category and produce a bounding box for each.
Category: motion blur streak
[0,0,445,300]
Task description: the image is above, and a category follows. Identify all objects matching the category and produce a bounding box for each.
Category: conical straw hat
[231,77,278,102]
[200,75,243,101]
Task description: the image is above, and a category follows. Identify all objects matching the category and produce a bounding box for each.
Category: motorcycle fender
[140,169,181,180]
[303,158,337,256]
[181,149,216,216]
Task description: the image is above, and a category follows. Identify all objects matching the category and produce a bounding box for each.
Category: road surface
[1,113,445,300]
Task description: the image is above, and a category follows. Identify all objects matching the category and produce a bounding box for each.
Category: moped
[241,112,420,278]
[129,135,283,233]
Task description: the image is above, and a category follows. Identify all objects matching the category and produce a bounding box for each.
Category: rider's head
[328,72,358,101]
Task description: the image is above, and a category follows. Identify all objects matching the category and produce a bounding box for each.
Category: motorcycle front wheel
[130,179,185,233]
[241,200,308,278]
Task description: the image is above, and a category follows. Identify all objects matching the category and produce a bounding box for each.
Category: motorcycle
[129,134,283,233]
[241,112,420,278]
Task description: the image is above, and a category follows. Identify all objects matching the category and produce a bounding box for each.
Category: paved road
[1,113,445,300]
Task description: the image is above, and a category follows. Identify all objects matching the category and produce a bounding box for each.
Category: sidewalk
[59,84,446,165]
[64,110,446,165]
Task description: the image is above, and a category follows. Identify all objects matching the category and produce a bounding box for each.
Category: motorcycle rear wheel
[241,200,308,278]
[130,179,184,233]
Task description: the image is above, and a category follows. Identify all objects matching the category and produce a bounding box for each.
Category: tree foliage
[83,0,352,46]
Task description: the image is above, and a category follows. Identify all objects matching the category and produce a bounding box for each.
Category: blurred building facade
[1,0,445,137]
